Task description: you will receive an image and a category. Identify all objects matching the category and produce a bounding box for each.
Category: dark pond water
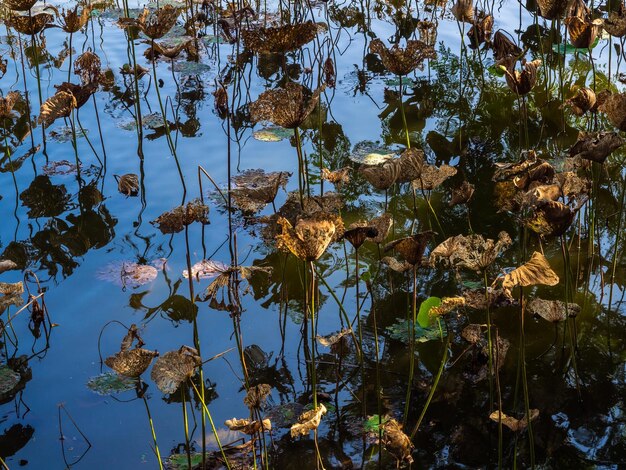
[1,0,626,468]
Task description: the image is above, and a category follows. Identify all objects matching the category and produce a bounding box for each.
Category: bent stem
[142,395,164,470]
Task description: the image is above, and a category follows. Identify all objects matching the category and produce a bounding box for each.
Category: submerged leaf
[97,261,158,288]
[527,298,580,322]
[87,372,136,395]
[489,409,539,432]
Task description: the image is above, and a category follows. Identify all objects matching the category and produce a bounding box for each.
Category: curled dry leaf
[501,251,559,289]
[290,403,327,438]
[525,199,577,237]
[412,164,457,191]
[536,0,570,19]
[418,20,438,46]
[321,167,350,188]
[105,348,159,377]
[136,5,180,39]
[369,38,436,75]
[150,346,202,394]
[490,409,539,432]
[565,87,596,116]
[0,282,24,296]
[342,226,378,250]
[384,231,436,266]
[492,30,522,61]
[38,91,77,128]
[242,21,318,53]
[381,418,414,465]
[569,131,625,163]
[244,384,272,409]
[55,82,98,109]
[493,150,540,182]
[8,13,53,35]
[498,57,541,96]
[449,181,475,206]
[468,14,494,48]
[115,174,139,196]
[430,231,512,271]
[249,82,325,129]
[226,418,272,434]
[0,92,21,118]
[359,160,401,190]
[565,16,603,49]
[74,50,102,86]
[527,298,580,322]
[5,0,38,12]
[151,199,210,234]
[604,2,626,37]
[598,93,626,131]
[120,324,144,352]
[275,213,343,261]
[451,0,474,22]
[58,4,93,33]
[430,296,466,318]
[317,328,353,347]
[0,260,18,274]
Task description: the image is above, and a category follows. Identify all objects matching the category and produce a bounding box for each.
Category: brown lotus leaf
[226,418,272,435]
[321,167,350,188]
[0,281,24,296]
[349,213,392,244]
[499,57,541,96]
[569,131,625,163]
[461,324,483,344]
[492,30,523,61]
[135,5,179,39]
[381,418,414,465]
[430,296,466,318]
[58,4,93,33]
[9,13,53,35]
[430,231,512,272]
[396,148,426,183]
[536,0,570,19]
[521,184,562,206]
[151,199,210,234]
[0,92,21,118]
[323,57,336,88]
[451,0,474,22]
[565,16,603,49]
[230,169,289,214]
[525,200,576,237]
[513,161,555,190]
[38,91,77,127]
[342,226,378,250]
[0,294,24,315]
[468,14,494,48]
[242,21,318,54]
[417,20,438,46]
[490,409,539,432]
[502,251,559,289]
[145,38,192,60]
[557,172,590,199]
[412,164,457,191]
[565,87,596,116]
[97,261,159,288]
[243,384,272,409]
[290,403,327,438]
[381,256,412,273]
[599,93,626,131]
[384,231,436,266]
[317,328,353,347]
[568,0,590,18]
[462,288,515,310]
[151,346,201,394]
[492,150,540,182]
[105,348,159,377]
[369,38,436,76]
[0,260,18,274]
[74,50,102,86]
[55,82,97,109]
[450,181,475,206]
[359,160,401,190]
[114,174,139,197]
[249,82,325,129]
[275,214,340,261]
[183,260,229,280]
[604,2,626,37]
[5,0,38,11]
[527,298,580,323]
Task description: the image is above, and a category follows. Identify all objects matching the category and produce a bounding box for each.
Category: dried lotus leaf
[225,418,271,434]
[536,0,569,19]
[565,87,596,116]
[0,282,24,296]
[525,199,577,237]
[120,324,143,352]
[242,21,318,54]
[569,131,625,163]
[55,82,97,109]
[150,347,201,394]
[502,251,559,289]
[59,5,93,33]
[384,231,435,266]
[145,38,192,60]
[5,0,38,12]
[342,226,378,249]
[0,260,18,274]
[429,231,512,271]
[527,298,580,322]
[151,199,209,233]
[468,14,494,48]
[557,171,589,199]
[317,328,352,347]
[230,169,289,213]
[381,256,412,272]
[604,2,626,37]
[275,215,338,261]
[9,13,53,35]
[598,93,626,131]
[451,0,474,22]
[321,167,350,188]
[359,161,400,190]
[565,16,603,49]
[381,418,414,465]
[462,324,484,344]
[249,82,325,129]
[115,174,139,196]
[395,148,426,183]
[349,214,391,244]
[290,403,327,438]
[0,92,21,118]
[449,181,475,206]
[105,348,158,377]
[412,164,457,191]
[136,5,180,39]
[489,409,539,432]
[369,39,436,76]
[243,384,271,409]
[499,57,541,96]
[492,30,522,61]
[97,261,158,288]
[74,51,102,86]
[38,91,77,127]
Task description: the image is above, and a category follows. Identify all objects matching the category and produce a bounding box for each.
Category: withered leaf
[276,213,343,261]
[565,16,602,49]
[249,83,325,129]
[136,5,180,39]
[527,298,580,322]
[381,418,414,465]
[97,261,158,288]
[536,0,569,19]
[321,167,351,188]
[38,91,77,128]
[74,50,102,86]
[565,87,596,116]
[489,409,539,432]
[451,0,474,22]
[115,174,139,196]
[381,256,412,272]
[151,199,210,234]
[290,403,327,438]
[449,181,475,206]
[105,348,159,377]
[342,226,378,250]
[244,384,272,409]
[412,164,457,191]
[0,282,24,296]
[384,231,435,266]
[501,251,559,289]
[498,57,541,96]
[9,13,53,35]
[369,38,436,76]
[242,21,319,53]
[182,260,229,280]
[5,0,38,12]
[225,418,272,434]
[492,30,522,61]
[317,328,353,347]
[525,199,577,237]
[430,231,512,271]
[0,92,21,118]
[150,346,201,394]
[598,93,626,131]
[569,131,625,163]
[604,2,626,37]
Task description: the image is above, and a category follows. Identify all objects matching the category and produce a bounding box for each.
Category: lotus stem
[398,74,410,148]
[141,395,164,470]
